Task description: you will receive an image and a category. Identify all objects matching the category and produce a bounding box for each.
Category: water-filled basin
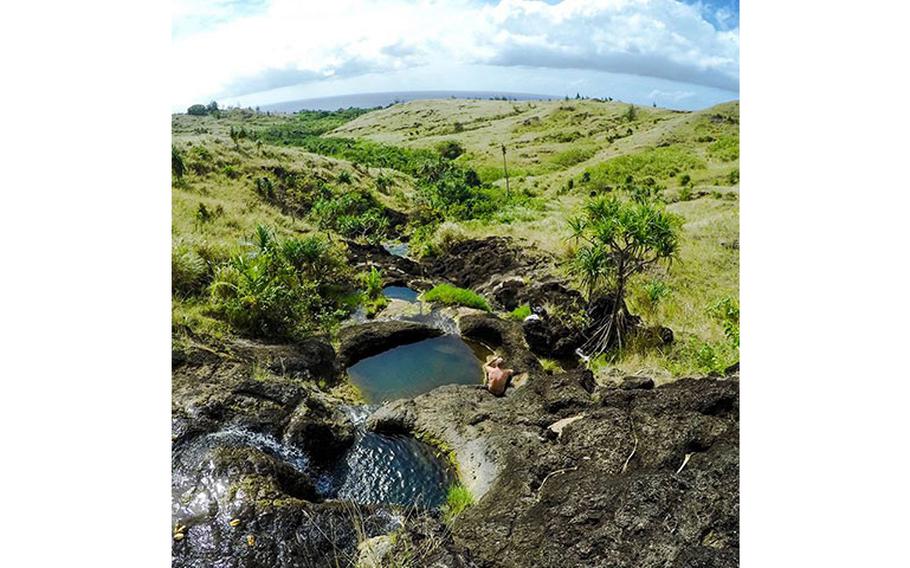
[382,285,420,302]
[347,335,489,403]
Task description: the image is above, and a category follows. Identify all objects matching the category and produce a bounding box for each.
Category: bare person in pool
[484,356,514,396]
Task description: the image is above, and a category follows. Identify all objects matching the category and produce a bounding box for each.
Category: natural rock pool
[317,406,456,507]
[173,411,457,515]
[382,285,419,302]
[346,334,490,403]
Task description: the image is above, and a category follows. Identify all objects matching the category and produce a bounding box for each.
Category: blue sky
[172,0,739,111]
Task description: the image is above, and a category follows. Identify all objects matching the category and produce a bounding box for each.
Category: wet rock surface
[370,370,739,567]
[336,320,444,367]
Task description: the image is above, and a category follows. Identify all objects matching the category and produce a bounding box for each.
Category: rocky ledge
[336,320,444,367]
[369,368,739,567]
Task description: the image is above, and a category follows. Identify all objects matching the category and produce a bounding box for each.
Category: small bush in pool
[422,284,490,312]
[443,484,474,523]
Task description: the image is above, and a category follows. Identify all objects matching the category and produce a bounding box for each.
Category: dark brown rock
[336,320,443,367]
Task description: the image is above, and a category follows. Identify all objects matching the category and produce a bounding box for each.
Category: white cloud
[648,88,695,102]
[172,0,739,108]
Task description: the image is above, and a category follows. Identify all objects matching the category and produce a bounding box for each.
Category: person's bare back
[484,356,514,396]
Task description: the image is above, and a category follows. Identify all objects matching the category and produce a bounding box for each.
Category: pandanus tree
[568,193,682,356]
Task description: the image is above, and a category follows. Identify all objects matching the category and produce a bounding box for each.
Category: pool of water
[316,408,456,507]
[173,417,456,513]
[382,241,410,258]
[347,335,489,403]
[382,285,420,302]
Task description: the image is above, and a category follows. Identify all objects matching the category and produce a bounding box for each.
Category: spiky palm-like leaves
[568,194,681,356]
[209,226,348,338]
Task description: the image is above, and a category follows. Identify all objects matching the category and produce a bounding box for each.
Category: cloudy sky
[172,0,739,111]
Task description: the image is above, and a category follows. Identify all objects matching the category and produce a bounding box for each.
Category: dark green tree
[187,104,207,116]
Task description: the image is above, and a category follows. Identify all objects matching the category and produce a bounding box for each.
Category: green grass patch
[550,145,596,169]
[422,283,490,311]
[708,134,739,162]
[538,358,564,374]
[257,128,437,176]
[588,147,705,188]
[442,484,474,523]
[508,304,532,320]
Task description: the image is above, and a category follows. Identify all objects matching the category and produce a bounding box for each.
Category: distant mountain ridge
[259,90,560,113]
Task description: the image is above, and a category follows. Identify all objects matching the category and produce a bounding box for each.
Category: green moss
[415,430,459,472]
[422,283,490,311]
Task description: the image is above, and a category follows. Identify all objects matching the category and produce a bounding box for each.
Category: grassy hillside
[172,98,738,379]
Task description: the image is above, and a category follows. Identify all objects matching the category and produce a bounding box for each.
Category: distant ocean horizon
[258,90,562,113]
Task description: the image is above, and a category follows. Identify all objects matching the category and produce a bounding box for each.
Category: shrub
[678,185,693,201]
[708,135,739,161]
[310,191,390,244]
[359,266,388,317]
[187,104,208,116]
[636,280,671,320]
[423,284,490,311]
[694,341,721,373]
[375,174,393,193]
[710,296,740,348]
[679,173,691,186]
[431,221,467,254]
[442,484,473,523]
[508,304,532,321]
[337,170,352,184]
[435,140,465,160]
[172,245,208,296]
[172,145,186,178]
[195,202,213,224]
[208,226,350,339]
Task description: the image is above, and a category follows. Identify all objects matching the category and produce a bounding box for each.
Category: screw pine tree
[568,194,682,356]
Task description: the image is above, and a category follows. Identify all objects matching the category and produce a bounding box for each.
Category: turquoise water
[347,335,488,403]
[382,285,419,302]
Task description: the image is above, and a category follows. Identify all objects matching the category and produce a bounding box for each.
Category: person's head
[489,356,504,367]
